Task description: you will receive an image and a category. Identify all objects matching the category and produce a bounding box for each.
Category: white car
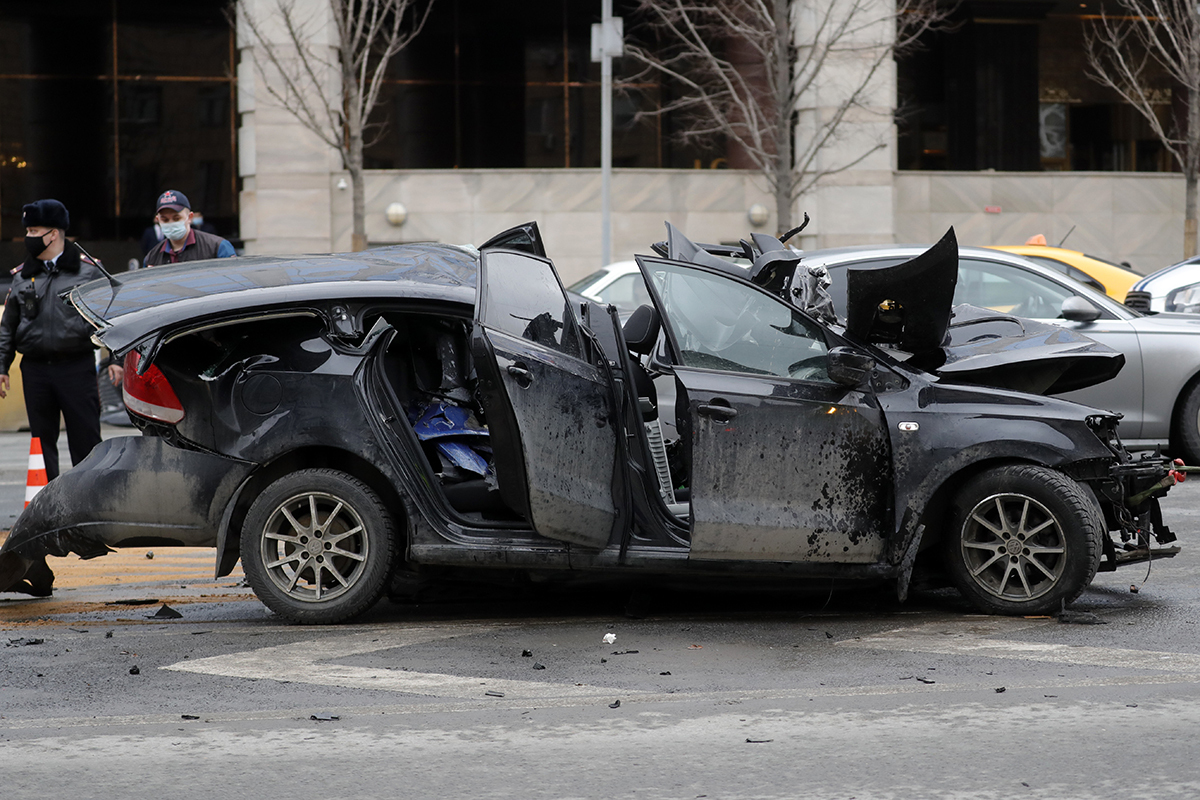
[568,261,652,313]
[1125,256,1200,313]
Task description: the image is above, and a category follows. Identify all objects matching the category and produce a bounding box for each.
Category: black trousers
[20,353,102,481]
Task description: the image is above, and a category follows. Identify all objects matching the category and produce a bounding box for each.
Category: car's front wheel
[241,469,397,624]
[944,465,1102,615]
[1172,380,1200,467]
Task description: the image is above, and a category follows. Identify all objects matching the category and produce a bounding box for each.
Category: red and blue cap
[156,189,191,213]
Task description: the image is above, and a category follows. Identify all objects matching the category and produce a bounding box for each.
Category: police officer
[0,199,112,480]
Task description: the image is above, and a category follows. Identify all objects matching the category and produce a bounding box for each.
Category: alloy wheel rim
[259,491,369,603]
[960,492,1066,601]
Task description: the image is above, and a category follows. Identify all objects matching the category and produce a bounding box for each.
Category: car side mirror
[1061,296,1101,322]
[827,346,875,387]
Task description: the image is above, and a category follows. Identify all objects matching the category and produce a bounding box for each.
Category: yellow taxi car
[989,236,1142,301]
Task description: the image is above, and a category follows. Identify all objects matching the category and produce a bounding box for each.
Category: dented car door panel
[679,368,892,562]
[474,249,621,549]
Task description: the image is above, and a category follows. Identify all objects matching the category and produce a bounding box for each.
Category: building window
[897,3,1183,175]
[364,0,709,170]
[0,1,236,269]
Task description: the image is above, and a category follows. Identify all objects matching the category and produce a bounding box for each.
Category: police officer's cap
[22,199,70,231]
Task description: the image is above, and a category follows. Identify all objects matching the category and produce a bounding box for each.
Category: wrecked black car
[0,222,1181,622]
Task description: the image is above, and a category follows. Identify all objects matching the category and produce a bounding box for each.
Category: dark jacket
[144,228,229,266]
[0,242,104,374]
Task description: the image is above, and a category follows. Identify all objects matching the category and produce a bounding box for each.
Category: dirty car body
[0,223,1180,622]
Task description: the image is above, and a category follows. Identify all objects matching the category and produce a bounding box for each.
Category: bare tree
[233,0,433,251]
[1084,1,1200,258]
[624,0,946,234]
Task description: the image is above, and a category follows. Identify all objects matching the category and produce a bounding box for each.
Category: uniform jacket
[0,242,104,373]
[144,228,231,266]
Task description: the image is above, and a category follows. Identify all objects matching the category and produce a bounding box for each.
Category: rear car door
[638,257,894,563]
[472,249,621,548]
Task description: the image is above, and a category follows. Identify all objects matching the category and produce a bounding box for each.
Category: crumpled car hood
[841,228,1124,395]
[940,304,1126,395]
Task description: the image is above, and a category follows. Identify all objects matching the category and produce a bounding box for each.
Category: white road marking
[163,624,628,700]
[839,615,1200,672]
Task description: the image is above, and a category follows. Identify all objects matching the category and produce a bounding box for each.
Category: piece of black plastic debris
[148,604,183,620]
[485,690,505,698]
[532,662,546,670]
[660,671,672,676]
[1126,703,1139,708]
[608,700,621,708]
[129,666,140,675]
[600,658,607,664]
[916,676,935,684]
[1057,610,1107,625]
[107,598,159,606]
[7,638,45,647]
[181,714,200,720]
[310,713,340,721]
[521,649,533,657]
[825,632,833,639]
[995,687,1006,693]
[746,738,774,743]
[1130,584,1140,594]
[611,650,640,655]
[1021,782,1030,788]
[1044,695,1057,698]
[145,551,154,560]
[69,628,88,633]
[105,631,113,638]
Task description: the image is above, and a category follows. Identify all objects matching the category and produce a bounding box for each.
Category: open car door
[638,256,894,563]
[471,249,621,548]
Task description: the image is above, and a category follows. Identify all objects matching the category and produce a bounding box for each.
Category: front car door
[472,249,621,548]
[638,257,894,563]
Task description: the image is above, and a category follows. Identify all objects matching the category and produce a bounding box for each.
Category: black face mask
[24,232,51,259]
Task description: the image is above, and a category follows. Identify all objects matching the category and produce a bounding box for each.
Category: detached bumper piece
[1096,454,1188,573]
[0,435,253,596]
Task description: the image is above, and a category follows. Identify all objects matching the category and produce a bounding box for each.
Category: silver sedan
[804,243,1200,465]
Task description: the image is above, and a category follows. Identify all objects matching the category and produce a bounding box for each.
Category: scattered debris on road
[310,713,339,721]
[6,637,44,647]
[532,662,546,670]
[129,666,140,675]
[1057,610,1107,625]
[602,633,616,644]
[485,690,505,698]
[148,604,183,619]
[608,700,621,708]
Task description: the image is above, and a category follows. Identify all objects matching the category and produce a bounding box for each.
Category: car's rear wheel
[944,465,1102,615]
[1172,380,1200,467]
[241,469,397,624]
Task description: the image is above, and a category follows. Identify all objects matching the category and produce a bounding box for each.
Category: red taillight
[122,350,185,424]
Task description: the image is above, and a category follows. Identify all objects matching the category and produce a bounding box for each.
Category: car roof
[73,243,481,353]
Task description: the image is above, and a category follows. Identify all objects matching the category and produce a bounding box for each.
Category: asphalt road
[2,465,1200,798]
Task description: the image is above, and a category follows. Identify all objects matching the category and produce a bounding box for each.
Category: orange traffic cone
[25,437,47,508]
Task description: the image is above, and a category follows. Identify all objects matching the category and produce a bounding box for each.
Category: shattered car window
[481,251,581,358]
[650,262,833,381]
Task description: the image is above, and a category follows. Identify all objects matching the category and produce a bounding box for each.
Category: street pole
[592,3,622,268]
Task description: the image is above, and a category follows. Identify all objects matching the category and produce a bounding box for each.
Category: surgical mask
[24,231,51,258]
[160,219,189,241]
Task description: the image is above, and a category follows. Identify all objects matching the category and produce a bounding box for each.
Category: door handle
[506,363,533,387]
[697,402,737,420]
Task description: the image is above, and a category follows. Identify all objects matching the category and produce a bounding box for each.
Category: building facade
[0,0,1191,285]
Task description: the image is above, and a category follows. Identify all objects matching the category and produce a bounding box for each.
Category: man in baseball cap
[144,188,235,266]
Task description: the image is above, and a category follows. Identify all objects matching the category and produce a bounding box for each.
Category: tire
[241,468,398,624]
[1172,380,1200,467]
[944,464,1103,615]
